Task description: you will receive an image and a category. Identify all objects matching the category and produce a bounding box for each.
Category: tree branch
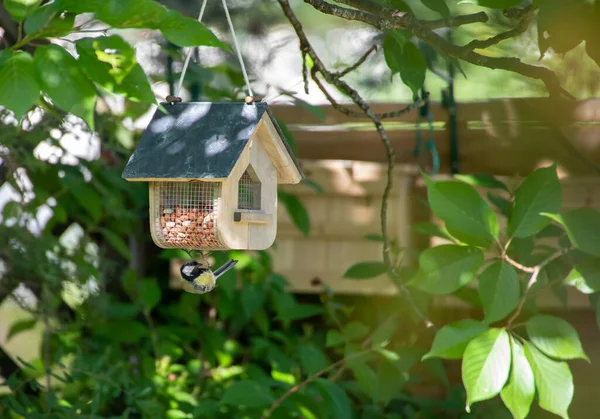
[307,0,487,30]
[304,0,383,28]
[506,250,566,326]
[277,0,435,330]
[261,349,372,419]
[303,0,573,98]
[465,6,534,50]
[421,12,488,29]
[408,21,573,99]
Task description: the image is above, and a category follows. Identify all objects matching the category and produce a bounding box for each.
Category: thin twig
[143,309,159,360]
[465,6,534,50]
[506,250,565,326]
[503,254,537,273]
[507,266,540,326]
[261,349,372,419]
[333,45,377,79]
[42,284,52,412]
[278,0,435,330]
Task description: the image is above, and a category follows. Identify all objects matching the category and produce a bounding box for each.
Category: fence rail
[271,98,600,176]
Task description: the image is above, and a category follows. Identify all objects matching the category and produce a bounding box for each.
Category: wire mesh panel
[238,169,261,210]
[150,181,225,249]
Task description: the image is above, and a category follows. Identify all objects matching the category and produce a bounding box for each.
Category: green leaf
[4,0,42,22]
[383,30,416,87]
[35,44,96,130]
[299,344,329,376]
[343,322,370,341]
[455,174,509,192]
[76,36,135,85]
[241,284,266,319]
[487,192,511,217]
[97,320,148,343]
[500,337,534,419]
[24,2,75,37]
[166,410,188,419]
[370,315,399,348]
[411,222,454,241]
[326,330,344,347]
[383,32,404,75]
[422,0,450,17]
[509,165,561,238]
[138,278,162,311]
[87,0,228,48]
[53,0,103,14]
[293,98,326,121]
[462,328,511,411]
[278,304,323,321]
[565,257,600,293]
[478,261,519,324]
[526,315,589,361]
[278,191,310,236]
[423,319,488,360]
[537,0,588,55]
[343,261,387,280]
[543,208,600,256]
[59,171,103,222]
[424,176,498,247]
[0,51,40,118]
[467,0,522,8]
[116,64,156,104]
[315,379,352,419]
[351,363,378,400]
[275,118,295,154]
[160,10,230,49]
[524,341,573,419]
[100,228,131,260]
[364,233,385,242]
[76,36,155,104]
[221,380,274,408]
[302,179,324,194]
[410,245,484,295]
[7,319,37,341]
[390,0,412,12]
[106,302,140,319]
[398,42,427,96]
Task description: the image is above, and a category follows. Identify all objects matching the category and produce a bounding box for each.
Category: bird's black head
[180,261,209,282]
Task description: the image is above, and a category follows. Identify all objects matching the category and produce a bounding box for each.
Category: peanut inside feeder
[151,181,225,249]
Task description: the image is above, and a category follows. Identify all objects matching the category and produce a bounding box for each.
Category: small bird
[179,259,238,294]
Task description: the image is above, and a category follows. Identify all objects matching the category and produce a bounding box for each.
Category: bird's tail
[213,259,238,279]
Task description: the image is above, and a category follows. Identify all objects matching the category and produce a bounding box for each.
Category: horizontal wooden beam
[270,98,596,126]
[290,125,600,176]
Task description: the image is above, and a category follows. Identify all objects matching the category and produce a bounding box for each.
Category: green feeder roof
[122,102,302,181]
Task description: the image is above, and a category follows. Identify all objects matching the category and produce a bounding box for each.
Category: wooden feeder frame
[122,101,303,251]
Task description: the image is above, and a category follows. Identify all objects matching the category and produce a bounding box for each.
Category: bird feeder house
[122,102,303,251]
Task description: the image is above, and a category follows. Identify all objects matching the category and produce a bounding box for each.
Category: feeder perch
[122,102,303,250]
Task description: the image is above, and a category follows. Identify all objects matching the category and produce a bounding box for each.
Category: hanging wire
[174,0,209,98]
[414,88,440,175]
[221,0,254,98]
[174,0,254,100]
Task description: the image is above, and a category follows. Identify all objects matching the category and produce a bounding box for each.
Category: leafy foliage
[0,1,598,418]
